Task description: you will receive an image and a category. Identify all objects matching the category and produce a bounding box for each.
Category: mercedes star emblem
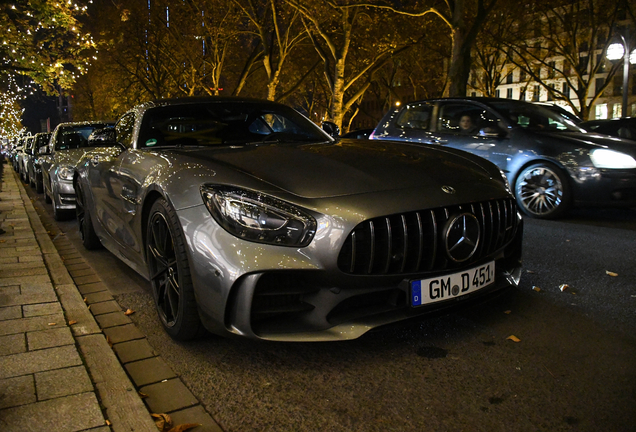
[442,185,455,194]
[444,213,480,262]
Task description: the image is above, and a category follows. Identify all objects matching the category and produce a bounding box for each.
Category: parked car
[12,137,25,173]
[580,117,636,141]
[20,136,34,182]
[74,97,523,341]
[26,132,52,193]
[40,121,113,220]
[341,128,374,139]
[371,97,636,219]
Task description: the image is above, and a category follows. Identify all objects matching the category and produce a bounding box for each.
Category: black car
[580,117,636,141]
[371,97,636,219]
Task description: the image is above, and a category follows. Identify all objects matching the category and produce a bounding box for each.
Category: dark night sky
[20,92,60,135]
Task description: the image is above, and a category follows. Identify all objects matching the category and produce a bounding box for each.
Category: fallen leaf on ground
[87,305,91,310]
[152,413,173,431]
[525,270,535,274]
[532,286,541,292]
[606,271,618,277]
[138,391,149,398]
[68,320,77,325]
[106,336,113,348]
[83,297,87,302]
[504,310,512,314]
[506,335,521,342]
[105,420,111,426]
[124,309,135,316]
[48,323,56,326]
[167,424,201,432]
[559,284,569,292]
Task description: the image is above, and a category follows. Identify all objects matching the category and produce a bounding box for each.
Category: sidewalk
[0,162,157,432]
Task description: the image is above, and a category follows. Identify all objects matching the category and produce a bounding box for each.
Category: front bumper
[181,202,524,342]
[569,167,636,207]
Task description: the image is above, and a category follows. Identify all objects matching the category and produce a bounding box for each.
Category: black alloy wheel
[75,181,101,249]
[146,198,201,340]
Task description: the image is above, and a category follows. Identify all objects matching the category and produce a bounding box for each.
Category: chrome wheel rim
[148,212,180,327]
[516,166,563,216]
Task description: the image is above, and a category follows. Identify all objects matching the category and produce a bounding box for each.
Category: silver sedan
[74,97,523,341]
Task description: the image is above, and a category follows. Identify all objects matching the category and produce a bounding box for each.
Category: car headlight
[589,149,636,169]
[57,166,74,180]
[201,185,317,247]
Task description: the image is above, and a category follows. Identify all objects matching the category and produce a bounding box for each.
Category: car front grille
[337,198,520,275]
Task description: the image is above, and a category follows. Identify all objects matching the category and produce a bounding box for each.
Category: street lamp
[606,35,636,118]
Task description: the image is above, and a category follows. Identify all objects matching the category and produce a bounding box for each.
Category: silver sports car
[74,97,523,341]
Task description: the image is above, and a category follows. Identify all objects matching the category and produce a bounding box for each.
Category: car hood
[533,130,636,155]
[54,148,97,166]
[173,139,501,199]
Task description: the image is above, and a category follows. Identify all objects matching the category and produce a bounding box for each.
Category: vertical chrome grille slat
[367,220,375,275]
[383,217,392,274]
[349,231,357,273]
[338,198,518,275]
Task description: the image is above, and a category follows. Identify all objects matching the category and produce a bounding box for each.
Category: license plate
[410,261,495,307]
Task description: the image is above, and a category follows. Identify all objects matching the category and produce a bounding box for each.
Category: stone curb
[15,169,157,432]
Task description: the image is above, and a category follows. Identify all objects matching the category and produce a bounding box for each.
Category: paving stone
[18,255,44,263]
[0,305,21,321]
[169,406,223,432]
[140,379,199,414]
[0,265,48,278]
[0,345,82,379]
[0,257,18,264]
[65,262,90,271]
[61,257,85,265]
[125,357,176,387]
[113,339,157,364]
[0,333,26,356]
[27,327,74,351]
[23,302,62,317]
[84,291,114,304]
[77,281,108,295]
[102,324,145,344]
[0,391,105,432]
[89,300,121,316]
[16,280,55,295]
[73,274,102,285]
[0,375,36,409]
[0,285,20,295]
[0,312,65,336]
[0,292,57,307]
[95,311,132,329]
[69,268,96,278]
[35,366,93,401]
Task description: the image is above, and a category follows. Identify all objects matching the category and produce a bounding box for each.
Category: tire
[146,198,201,340]
[76,182,102,250]
[514,162,571,219]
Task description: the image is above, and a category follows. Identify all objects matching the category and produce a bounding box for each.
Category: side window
[116,113,136,148]
[396,103,433,130]
[437,103,499,135]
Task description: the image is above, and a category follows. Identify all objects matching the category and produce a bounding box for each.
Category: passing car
[73,97,523,342]
[580,117,636,141]
[371,98,636,219]
[40,121,112,220]
[26,132,52,193]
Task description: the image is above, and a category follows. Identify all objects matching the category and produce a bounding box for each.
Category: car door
[432,101,511,170]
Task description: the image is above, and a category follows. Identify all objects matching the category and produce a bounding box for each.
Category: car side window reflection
[396,103,433,130]
[437,104,500,135]
[116,113,135,148]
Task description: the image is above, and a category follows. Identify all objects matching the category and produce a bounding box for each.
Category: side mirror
[321,121,340,138]
[88,127,119,147]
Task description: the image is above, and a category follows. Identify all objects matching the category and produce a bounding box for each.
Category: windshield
[489,101,585,133]
[55,125,108,150]
[138,102,330,148]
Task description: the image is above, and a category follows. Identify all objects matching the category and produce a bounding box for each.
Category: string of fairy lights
[1,1,96,139]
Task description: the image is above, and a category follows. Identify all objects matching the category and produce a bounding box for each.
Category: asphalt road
[28,184,636,432]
